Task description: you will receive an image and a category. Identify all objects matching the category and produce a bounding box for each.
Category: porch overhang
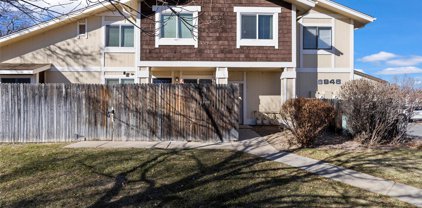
[0,63,51,75]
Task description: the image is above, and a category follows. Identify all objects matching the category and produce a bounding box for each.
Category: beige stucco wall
[246,71,281,124]
[302,18,332,25]
[303,54,332,68]
[45,71,102,83]
[297,72,350,99]
[0,15,103,68]
[335,17,352,68]
[297,72,318,98]
[298,8,353,70]
[104,53,135,67]
[296,7,355,100]
[228,71,244,82]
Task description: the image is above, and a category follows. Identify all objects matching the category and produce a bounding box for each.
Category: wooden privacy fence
[0,84,239,143]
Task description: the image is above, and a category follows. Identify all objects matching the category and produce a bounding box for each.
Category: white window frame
[153,6,201,48]
[301,22,335,55]
[77,18,87,39]
[181,75,214,84]
[302,26,333,53]
[104,77,136,85]
[104,23,135,52]
[234,7,281,49]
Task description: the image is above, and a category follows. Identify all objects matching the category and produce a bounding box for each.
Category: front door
[229,82,244,125]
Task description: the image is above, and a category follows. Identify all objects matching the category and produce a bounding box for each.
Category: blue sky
[335,0,422,86]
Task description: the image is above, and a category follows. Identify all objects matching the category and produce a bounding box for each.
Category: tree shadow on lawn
[5,147,410,208]
[295,147,422,189]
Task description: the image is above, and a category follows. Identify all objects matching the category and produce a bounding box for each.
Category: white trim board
[138,61,295,68]
[0,65,50,75]
[297,68,352,73]
[51,67,102,72]
[234,7,281,49]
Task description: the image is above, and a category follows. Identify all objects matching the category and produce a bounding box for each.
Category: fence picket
[0,84,239,143]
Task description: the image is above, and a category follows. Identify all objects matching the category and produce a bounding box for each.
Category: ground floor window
[105,78,135,85]
[183,79,213,84]
[152,78,172,84]
[1,78,31,83]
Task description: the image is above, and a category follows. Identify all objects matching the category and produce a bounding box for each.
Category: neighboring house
[353,70,387,84]
[0,0,374,125]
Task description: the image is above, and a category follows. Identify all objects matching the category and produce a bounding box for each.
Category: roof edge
[0,0,131,47]
[354,70,387,84]
[316,0,376,24]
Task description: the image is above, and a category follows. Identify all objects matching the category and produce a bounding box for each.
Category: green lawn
[296,148,422,189]
[0,144,414,208]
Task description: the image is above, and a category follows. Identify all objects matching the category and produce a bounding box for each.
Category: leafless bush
[340,79,409,146]
[280,98,335,148]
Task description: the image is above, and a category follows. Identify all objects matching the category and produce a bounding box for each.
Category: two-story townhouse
[0,0,375,125]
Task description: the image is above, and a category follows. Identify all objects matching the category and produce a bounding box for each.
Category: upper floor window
[161,14,193,39]
[77,19,87,38]
[105,25,134,47]
[241,15,273,40]
[153,6,201,48]
[234,7,281,48]
[303,27,332,50]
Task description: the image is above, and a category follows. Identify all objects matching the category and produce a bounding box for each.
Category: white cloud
[355,69,365,73]
[386,56,422,66]
[376,66,422,75]
[360,51,398,63]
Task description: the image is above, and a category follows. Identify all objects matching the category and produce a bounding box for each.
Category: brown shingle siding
[141,0,292,62]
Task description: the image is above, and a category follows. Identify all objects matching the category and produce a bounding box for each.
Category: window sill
[156,38,198,48]
[237,39,278,48]
[302,49,333,55]
[104,47,135,53]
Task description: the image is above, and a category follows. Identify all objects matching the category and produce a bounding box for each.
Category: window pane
[303,27,317,49]
[78,24,86,35]
[183,79,198,84]
[121,26,134,47]
[161,14,177,38]
[106,25,120,47]
[318,27,332,49]
[179,14,193,38]
[153,78,172,84]
[1,78,31,83]
[105,79,120,85]
[258,15,273,39]
[199,79,213,84]
[121,79,135,84]
[241,15,257,39]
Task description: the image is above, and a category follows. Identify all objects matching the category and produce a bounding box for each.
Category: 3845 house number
[318,79,342,85]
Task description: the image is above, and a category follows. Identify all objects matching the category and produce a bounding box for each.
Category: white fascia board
[316,0,376,23]
[138,61,295,68]
[0,0,132,46]
[234,7,281,13]
[284,0,315,9]
[0,65,51,75]
[293,0,316,8]
[0,70,35,75]
[152,6,202,13]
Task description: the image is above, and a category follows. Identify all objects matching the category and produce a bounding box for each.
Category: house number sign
[318,79,342,85]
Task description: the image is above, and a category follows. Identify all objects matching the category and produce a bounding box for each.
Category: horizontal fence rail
[0,84,240,143]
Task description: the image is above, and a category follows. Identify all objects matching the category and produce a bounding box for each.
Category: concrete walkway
[66,129,422,207]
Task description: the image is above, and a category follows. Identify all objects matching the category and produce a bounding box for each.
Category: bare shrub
[280,98,335,148]
[340,79,409,146]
